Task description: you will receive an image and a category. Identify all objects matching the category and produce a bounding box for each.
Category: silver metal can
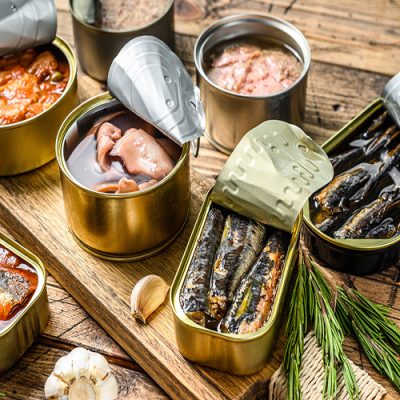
[194,13,311,154]
[69,0,175,82]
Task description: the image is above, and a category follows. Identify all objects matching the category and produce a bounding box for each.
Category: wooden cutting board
[0,161,284,400]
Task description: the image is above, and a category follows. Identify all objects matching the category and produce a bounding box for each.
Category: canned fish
[0,36,79,176]
[0,232,49,373]
[170,120,332,374]
[303,96,400,275]
[70,0,175,81]
[194,13,311,154]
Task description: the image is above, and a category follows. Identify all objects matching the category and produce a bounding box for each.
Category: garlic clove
[131,274,169,323]
[44,347,118,400]
[53,355,75,383]
[44,372,68,398]
[70,347,91,379]
[95,374,119,400]
[87,352,110,382]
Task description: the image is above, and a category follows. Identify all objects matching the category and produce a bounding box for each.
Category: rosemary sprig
[283,255,308,400]
[338,287,400,391]
[307,259,358,399]
[283,252,358,399]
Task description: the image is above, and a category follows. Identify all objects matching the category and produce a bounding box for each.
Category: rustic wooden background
[0,0,399,398]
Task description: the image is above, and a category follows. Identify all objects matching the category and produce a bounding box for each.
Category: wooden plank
[56,0,400,75]
[0,165,276,400]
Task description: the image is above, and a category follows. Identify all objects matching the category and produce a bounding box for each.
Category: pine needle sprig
[283,254,308,400]
[338,287,400,392]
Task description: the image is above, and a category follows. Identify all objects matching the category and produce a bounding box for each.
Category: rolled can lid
[212,120,334,232]
[107,36,205,146]
[0,0,57,56]
[382,72,400,128]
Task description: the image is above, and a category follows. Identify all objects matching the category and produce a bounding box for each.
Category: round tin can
[194,14,311,154]
[0,36,78,176]
[302,99,400,275]
[69,0,175,82]
[56,92,190,261]
[0,232,49,373]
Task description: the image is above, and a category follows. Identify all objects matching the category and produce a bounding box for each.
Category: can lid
[0,0,57,57]
[107,36,205,146]
[212,120,334,232]
[382,73,400,128]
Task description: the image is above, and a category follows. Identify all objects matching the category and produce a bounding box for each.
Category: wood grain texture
[0,0,399,399]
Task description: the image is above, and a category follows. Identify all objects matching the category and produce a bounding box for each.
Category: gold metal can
[0,36,78,176]
[303,98,400,275]
[170,121,332,374]
[0,233,49,373]
[70,0,175,82]
[56,92,191,261]
[171,190,300,375]
[194,14,311,154]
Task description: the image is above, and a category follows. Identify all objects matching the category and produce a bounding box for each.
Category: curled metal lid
[0,0,57,56]
[107,36,205,146]
[382,72,400,128]
[212,120,334,232]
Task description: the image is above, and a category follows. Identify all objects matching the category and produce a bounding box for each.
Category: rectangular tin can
[0,233,49,373]
[194,13,311,154]
[56,92,191,261]
[303,98,400,275]
[70,0,175,81]
[0,36,79,176]
[170,120,333,374]
[171,190,300,375]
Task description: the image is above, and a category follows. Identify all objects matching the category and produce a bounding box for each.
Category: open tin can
[56,37,204,260]
[0,0,78,176]
[0,233,49,373]
[303,84,400,275]
[171,121,333,374]
[194,13,311,154]
[70,0,175,81]
[0,37,78,176]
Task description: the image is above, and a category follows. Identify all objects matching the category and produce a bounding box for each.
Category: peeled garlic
[44,347,118,400]
[131,274,169,323]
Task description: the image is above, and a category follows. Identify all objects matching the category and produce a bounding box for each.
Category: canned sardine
[303,94,400,275]
[194,13,311,154]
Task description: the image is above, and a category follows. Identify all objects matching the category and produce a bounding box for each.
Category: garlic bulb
[44,347,118,400]
[131,275,169,323]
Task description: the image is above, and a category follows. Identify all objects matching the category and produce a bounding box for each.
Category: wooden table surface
[1,0,400,399]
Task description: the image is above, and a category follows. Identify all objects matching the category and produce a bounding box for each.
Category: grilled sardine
[208,213,266,320]
[220,232,287,334]
[180,207,225,326]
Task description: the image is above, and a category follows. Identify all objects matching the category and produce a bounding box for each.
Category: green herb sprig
[283,252,358,400]
[337,287,400,391]
[284,243,400,399]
